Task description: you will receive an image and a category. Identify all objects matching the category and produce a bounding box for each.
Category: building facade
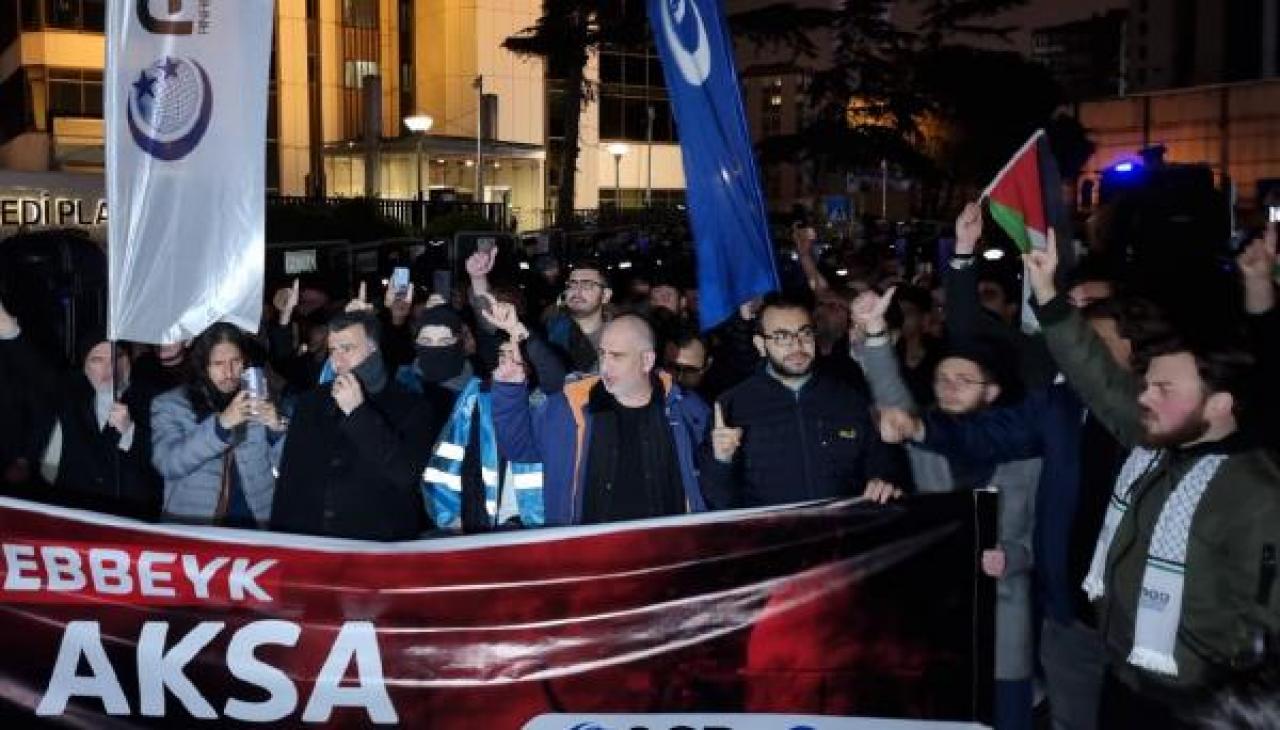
[1074,77,1280,214]
[1125,0,1280,93]
[1031,9,1128,101]
[0,0,688,230]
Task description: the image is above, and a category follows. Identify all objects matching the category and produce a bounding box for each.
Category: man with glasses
[853,287,1038,730]
[664,329,714,401]
[546,260,612,374]
[271,311,438,540]
[699,296,901,510]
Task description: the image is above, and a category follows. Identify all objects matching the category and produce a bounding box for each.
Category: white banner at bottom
[523,715,990,730]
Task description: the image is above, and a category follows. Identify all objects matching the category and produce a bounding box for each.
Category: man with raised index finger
[698,295,902,509]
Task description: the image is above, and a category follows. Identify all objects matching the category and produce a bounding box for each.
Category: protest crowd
[0,206,1278,730]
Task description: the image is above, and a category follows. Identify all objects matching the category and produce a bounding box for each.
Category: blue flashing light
[1112,162,1135,173]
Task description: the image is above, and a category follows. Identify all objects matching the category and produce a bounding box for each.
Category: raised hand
[710,402,744,463]
[1022,228,1060,305]
[385,279,415,326]
[345,281,374,313]
[955,202,983,255]
[877,407,923,445]
[0,296,16,338]
[1239,222,1278,314]
[479,294,528,341]
[792,224,817,257]
[850,286,897,335]
[738,297,763,322]
[492,346,527,384]
[273,278,300,326]
[107,402,133,434]
[1238,223,1278,282]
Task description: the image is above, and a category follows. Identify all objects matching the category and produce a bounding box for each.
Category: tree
[504,0,603,230]
[507,0,835,227]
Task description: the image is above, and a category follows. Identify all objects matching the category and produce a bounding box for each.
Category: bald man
[492,314,710,525]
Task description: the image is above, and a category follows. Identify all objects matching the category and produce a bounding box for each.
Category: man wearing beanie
[398,304,476,418]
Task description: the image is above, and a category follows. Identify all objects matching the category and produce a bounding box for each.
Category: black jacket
[699,370,899,508]
[270,379,438,540]
[51,376,161,518]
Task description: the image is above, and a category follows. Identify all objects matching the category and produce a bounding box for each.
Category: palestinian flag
[982,129,1065,254]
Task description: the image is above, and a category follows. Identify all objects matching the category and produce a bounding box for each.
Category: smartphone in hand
[391,267,411,301]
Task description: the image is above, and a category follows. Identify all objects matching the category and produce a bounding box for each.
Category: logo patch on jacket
[838,428,857,439]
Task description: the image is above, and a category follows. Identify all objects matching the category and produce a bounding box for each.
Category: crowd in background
[0,205,1278,730]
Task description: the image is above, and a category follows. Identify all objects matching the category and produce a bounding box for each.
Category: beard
[768,350,814,378]
[1141,410,1211,448]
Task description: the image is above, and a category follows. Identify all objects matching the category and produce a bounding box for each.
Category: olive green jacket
[1035,295,1280,693]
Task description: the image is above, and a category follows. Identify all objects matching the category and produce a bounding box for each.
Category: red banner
[0,491,995,728]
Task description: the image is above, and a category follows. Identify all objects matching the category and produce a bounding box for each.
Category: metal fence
[267,195,509,231]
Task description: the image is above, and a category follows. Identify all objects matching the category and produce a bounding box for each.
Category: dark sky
[997,0,1128,53]
[892,0,1128,55]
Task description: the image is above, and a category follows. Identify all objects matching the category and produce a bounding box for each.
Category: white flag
[106,0,275,343]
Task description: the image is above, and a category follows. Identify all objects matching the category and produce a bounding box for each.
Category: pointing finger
[714,402,725,429]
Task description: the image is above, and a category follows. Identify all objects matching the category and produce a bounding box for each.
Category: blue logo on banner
[127,56,213,161]
[649,0,780,330]
[656,0,710,86]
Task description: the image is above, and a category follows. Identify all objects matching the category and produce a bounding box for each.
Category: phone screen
[391,267,410,299]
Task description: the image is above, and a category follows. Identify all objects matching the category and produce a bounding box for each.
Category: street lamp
[404,113,434,200]
[404,114,433,230]
[607,142,629,211]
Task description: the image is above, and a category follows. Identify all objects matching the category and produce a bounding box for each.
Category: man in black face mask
[401,306,473,418]
[271,311,439,540]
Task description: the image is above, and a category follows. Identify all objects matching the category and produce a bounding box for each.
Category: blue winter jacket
[492,373,709,526]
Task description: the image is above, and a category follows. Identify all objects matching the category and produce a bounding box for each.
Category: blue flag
[649,0,780,330]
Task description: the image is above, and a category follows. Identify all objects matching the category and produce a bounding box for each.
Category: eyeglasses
[565,280,604,292]
[667,362,707,377]
[760,327,816,347]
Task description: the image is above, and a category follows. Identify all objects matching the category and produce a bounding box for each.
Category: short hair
[757,293,812,333]
[327,310,381,345]
[606,312,657,352]
[1141,338,1256,418]
[669,326,706,352]
[568,258,609,283]
[976,272,1018,305]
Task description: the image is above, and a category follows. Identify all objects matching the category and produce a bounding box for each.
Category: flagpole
[980,129,1045,200]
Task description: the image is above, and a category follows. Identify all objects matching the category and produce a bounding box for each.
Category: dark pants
[1040,618,1108,730]
[996,678,1033,730]
[1099,670,1202,730]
